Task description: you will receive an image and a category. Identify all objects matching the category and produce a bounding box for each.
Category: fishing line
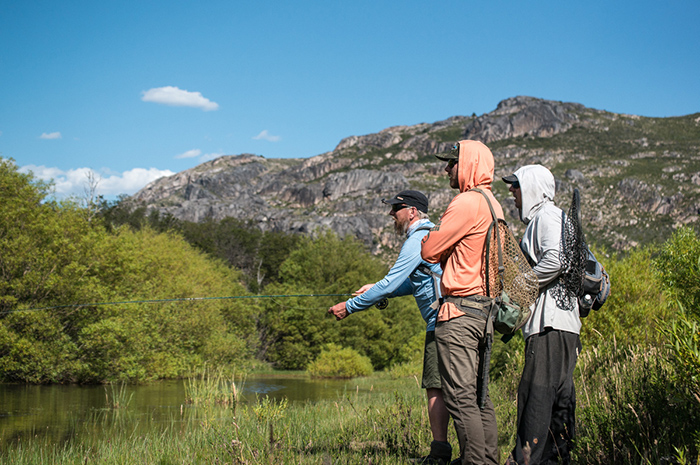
[1,293,356,315]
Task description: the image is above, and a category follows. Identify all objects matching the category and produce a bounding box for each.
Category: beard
[394,217,410,236]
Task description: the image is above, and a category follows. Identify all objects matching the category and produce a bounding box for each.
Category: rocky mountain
[130,96,700,254]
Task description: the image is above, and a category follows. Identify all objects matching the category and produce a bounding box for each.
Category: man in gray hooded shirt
[502,165,582,465]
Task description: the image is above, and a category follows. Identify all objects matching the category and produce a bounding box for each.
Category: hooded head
[503,164,555,223]
[437,140,495,193]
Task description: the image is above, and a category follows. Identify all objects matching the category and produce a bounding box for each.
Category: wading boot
[410,440,452,465]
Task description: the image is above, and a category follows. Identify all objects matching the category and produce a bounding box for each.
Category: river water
[0,374,360,448]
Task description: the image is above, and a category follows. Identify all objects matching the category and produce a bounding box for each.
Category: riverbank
[2,337,698,464]
[2,375,445,464]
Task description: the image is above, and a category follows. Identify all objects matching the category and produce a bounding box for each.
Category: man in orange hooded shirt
[421,140,502,465]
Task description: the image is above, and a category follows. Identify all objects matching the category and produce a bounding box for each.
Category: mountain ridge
[130,96,700,254]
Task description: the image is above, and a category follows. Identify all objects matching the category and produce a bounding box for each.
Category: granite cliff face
[131,96,700,253]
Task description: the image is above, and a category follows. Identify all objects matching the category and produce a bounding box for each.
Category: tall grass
[0,376,439,464]
[574,338,700,464]
[2,343,698,464]
[183,366,243,408]
[104,382,133,409]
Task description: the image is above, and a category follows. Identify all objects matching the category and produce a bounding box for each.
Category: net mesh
[552,189,588,311]
[486,220,539,314]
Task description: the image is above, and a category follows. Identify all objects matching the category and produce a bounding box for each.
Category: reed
[1,354,697,464]
[183,366,243,408]
[104,382,133,409]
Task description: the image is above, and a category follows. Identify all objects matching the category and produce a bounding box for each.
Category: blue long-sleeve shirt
[345,219,442,331]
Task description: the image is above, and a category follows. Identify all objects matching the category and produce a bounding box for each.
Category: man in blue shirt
[328,190,451,465]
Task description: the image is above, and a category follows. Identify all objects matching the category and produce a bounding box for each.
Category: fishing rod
[3,294,389,314]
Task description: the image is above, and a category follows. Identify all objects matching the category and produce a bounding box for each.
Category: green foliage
[580,246,672,348]
[178,217,301,293]
[100,202,300,293]
[659,309,700,403]
[569,232,700,464]
[72,228,254,382]
[0,162,103,312]
[395,332,424,365]
[575,341,700,464]
[184,366,241,407]
[259,230,423,370]
[307,343,373,378]
[0,160,254,382]
[0,311,81,383]
[654,226,700,318]
[387,333,426,379]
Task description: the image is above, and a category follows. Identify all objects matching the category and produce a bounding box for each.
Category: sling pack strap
[471,188,505,299]
[417,263,440,279]
[415,225,442,310]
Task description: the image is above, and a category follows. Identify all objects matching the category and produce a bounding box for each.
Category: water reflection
[0,374,362,448]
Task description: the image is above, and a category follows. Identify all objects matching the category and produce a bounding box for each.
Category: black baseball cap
[382,190,429,213]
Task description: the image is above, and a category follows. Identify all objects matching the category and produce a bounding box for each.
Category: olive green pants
[436,313,498,465]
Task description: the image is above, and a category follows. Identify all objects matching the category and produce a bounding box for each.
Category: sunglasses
[391,204,410,212]
[447,158,458,169]
[511,181,520,189]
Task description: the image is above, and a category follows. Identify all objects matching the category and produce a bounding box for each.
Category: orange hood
[456,140,495,192]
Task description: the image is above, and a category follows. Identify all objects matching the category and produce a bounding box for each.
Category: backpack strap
[470,188,505,297]
[468,188,503,411]
[415,224,442,308]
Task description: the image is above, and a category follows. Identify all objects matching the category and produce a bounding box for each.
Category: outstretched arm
[353,284,375,296]
[328,301,349,320]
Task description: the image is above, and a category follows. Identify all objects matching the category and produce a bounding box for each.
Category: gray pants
[513,329,581,465]
[436,313,498,465]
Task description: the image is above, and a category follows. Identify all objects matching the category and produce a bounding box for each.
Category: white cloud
[176,149,202,159]
[199,151,225,163]
[141,86,219,111]
[253,130,281,142]
[175,149,225,163]
[19,165,175,199]
[40,132,62,139]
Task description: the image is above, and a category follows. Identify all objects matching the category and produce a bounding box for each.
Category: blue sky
[1,0,699,200]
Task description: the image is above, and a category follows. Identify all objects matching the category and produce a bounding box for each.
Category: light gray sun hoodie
[513,164,581,340]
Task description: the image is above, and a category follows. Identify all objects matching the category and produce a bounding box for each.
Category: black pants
[512,329,581,465]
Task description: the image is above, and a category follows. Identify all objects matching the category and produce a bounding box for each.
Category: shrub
[387,333,425,379]
[575,340,700,464]
[581,246,672,348]
[659,308,700,408]
[307,343,373,378]
[654,226,700,319]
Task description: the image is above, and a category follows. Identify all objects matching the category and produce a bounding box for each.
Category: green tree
[73,228,254,382]
[654,226,700,318]
[259,230,423,370]
[0,159,255,382]
[100,200,300,293]
[580,247,672,348]
[653,227,700,410]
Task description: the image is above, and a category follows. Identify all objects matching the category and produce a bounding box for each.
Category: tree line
[3,156,699,460]
[1,157,699,395]
[0,158,423,382]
